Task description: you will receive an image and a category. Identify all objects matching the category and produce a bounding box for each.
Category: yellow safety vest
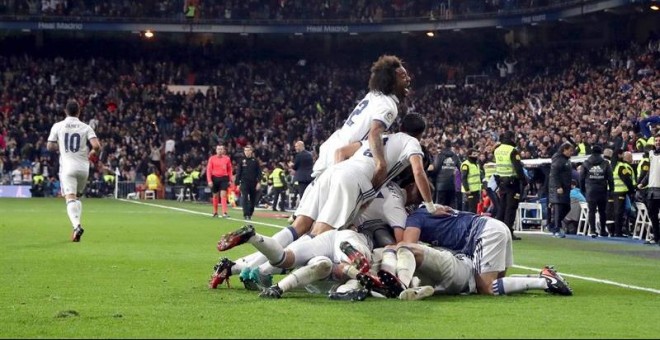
[637,157,649,179]
[168,172,177,184]
[649,137,656,146]
[192,170,200,180]
[147,173,160,190]
[461,160,481,193]
[260,172,269,186]
[494,144,515,178]
[182,172,193,185]
[33,175,44,185]
[104,174,115,183]
[185,5,195,17]
[577,143,586,156]
[636,138,647,151]
[270,168,284,188]
[483,162,496,182]
[613,162,636,193]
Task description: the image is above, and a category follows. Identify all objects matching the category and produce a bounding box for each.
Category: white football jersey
[346,132,423,186]
[48,116,97,171]
[353,182,407,229]
[312,91,399,177]
[334,91,399,144]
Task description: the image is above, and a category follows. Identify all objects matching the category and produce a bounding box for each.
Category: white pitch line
[119,199,660,295]
[512,264,660,295]
[119,199,287,229]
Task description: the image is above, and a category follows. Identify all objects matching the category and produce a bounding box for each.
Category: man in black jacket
[549,142,574,238]
[235,145,262,220]
[580,145,614,237]
[432,139,461,208]
[291,141,313,209]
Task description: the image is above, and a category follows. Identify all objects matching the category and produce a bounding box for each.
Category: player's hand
[432,204,455,216]
[371,163,387,189]
[207,181,212,188]
[557,188,564,194]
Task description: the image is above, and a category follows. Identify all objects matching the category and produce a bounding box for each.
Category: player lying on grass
[347,202,573,298]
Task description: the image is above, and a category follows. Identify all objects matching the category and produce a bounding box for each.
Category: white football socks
[277,256,332,293]
[492,277,547,295]
[396,247,416,288]
[66,199,82,229]
[248,234,286,266]
[380,248,397,274]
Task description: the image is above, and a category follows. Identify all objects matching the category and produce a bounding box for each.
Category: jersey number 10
[64,133,81,153]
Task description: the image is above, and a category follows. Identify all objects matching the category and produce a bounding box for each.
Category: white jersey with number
[48,116,97,172]
[312,91,399,177]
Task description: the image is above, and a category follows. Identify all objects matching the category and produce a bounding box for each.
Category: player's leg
[400,244,473,299]
[380,245,398,274]
[61,171,84,242]
[477,218,572,296]
[229,225,301,272]
[211,177,220,217]
[260,256,333,299]
[218,225,298,267]
[394,245,416,287]
[220,177,229,217]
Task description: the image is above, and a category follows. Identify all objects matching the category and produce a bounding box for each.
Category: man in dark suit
[291,141,314,209]
[549,142,574,238]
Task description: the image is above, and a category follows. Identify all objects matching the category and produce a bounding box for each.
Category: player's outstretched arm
[410,154,435,213]
[369,120,388,188]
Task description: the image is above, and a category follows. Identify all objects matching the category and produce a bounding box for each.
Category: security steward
[461,149,482,213]
[612,151,636,237]
[494,130,527,240]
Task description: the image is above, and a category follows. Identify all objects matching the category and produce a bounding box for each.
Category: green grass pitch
[2,197,660,338]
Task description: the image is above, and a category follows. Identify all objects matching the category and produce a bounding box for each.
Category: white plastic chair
[576,202,589,235]
[515,202,544,231]
[632,202,652,241]
[144,190,156,200]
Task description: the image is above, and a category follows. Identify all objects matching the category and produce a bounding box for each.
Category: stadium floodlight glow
[143,30,154,38]
[426,31,435,37]
[651,5,659,10]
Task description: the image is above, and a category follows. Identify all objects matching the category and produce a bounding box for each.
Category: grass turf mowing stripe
[119,199,287,229]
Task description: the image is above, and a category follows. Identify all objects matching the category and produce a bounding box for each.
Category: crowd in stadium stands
[0,36,658,204]
[2,0,583,22]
